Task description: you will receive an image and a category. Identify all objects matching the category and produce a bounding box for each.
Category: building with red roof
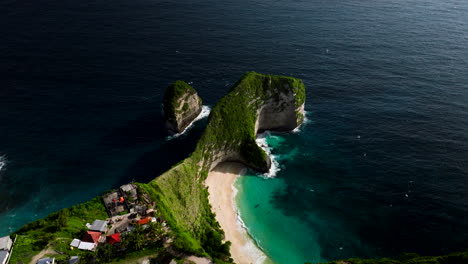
[82,231,101,244]
[137,217,151,225]
[106,233,121,244]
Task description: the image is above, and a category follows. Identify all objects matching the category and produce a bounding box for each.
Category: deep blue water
[1,0,467,262]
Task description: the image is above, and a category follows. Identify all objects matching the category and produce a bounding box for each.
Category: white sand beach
[204,162,266,264]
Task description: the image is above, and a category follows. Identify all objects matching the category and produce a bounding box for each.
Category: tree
[78,251,94,263]
[146,222,164,241]
[96,244,116,263]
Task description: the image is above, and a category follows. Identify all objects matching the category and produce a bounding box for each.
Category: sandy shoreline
[204,162,265,264]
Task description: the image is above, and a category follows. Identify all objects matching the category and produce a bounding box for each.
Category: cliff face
[193,72,306,173]
[256,87,305,132]
[163,80,202,133]
[9,72,307,263]
[150,72,306,252]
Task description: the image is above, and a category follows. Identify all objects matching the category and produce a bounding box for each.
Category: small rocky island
[163,80,202,133]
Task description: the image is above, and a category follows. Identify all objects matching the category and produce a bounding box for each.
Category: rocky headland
[163,80,203,133]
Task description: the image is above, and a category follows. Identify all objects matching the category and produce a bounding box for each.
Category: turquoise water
[235,131,327,263]
[235,127,375,263]
[236,167,326,264]
[1,0,467,261]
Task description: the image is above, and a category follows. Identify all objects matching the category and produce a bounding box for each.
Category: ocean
[1,0,467,262]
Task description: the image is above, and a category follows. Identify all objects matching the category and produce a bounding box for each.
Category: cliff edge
[163,80,202,133]
[148,72,305,260]
[9,72,306,263]
[194,71,305,172]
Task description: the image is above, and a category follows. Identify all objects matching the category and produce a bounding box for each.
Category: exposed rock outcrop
[150,72,306,247]
[163,81,202,133]
[193,72,306,173]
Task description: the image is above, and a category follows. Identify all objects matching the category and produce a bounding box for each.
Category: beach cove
[205,162,269,264]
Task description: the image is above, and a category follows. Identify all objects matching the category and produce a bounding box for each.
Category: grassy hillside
[9,72,305,264]
[9,72,467,264]
[9,197,109,263]
[141,72,306,262]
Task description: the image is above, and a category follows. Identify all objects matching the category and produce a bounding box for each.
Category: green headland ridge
[7,72,467,264]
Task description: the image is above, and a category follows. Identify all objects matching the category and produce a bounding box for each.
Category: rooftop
[106,233,121,244]
[82,231,101,244]
[37,257,55,264]
[89,220,108,233]
[70,239,80,248]
[0,251,9,264]
[77,241,95,251]
[0,236,12,251]
[68,256,79,264]
[102,191,127,216]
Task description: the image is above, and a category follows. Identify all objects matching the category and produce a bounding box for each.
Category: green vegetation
[141,72,305,263]
[77,223,166,264]
[163,80,198,121]
[9,196,168,264]
[9,72,468,264]
[193,71,305,171]
[9,197,108,263]
[10,72,305,264]
[321,249,468,264]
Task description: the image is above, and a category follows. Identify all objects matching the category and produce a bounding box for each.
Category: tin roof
[89,220,108,232]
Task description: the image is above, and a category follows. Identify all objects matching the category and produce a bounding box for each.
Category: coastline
[204,162,267,264]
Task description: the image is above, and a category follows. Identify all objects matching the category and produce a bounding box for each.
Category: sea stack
[163,80,202,133]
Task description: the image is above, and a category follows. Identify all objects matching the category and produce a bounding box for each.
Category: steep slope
[143,72,305,261]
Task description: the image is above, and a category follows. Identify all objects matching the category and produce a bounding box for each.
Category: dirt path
[186,256,212,264]
[30,248,55,264]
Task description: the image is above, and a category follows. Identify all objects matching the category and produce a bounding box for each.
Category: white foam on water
[256,133,281,178]
[166,105,211,140]
[231,176,269,264]
[0,155,6,172]
[292,110,310,133]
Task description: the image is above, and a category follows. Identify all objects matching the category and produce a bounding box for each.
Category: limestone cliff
[150,73,305,251]
[163,80,202,133]
[193,72,305,173]
[8,72,307,264]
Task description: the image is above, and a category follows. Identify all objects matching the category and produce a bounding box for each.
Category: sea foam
[256,133,281,178]
[292,110,310,133]
[0,155,6,173]
[166,105,211,140]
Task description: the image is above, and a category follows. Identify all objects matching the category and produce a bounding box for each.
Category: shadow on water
[123,121,207,184]
[98,112,209,185]
[98,111,168,148]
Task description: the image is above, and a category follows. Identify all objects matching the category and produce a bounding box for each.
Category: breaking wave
[292,110,310,133]
[0,155,6,172]
[256,133,281,178]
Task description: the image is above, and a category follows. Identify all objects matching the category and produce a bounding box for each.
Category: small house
[82,231,101,244]
[0,236,12,252]
[77,241,96,251]
[89,220,108,233]
[70,239,81,248]
[70,238,96,251]
[0,251,9,264]
[137,217,151,225]
[106,233,121,244]
[37,257,55,264]
[120,184,137,201]
[68,256,79,264]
